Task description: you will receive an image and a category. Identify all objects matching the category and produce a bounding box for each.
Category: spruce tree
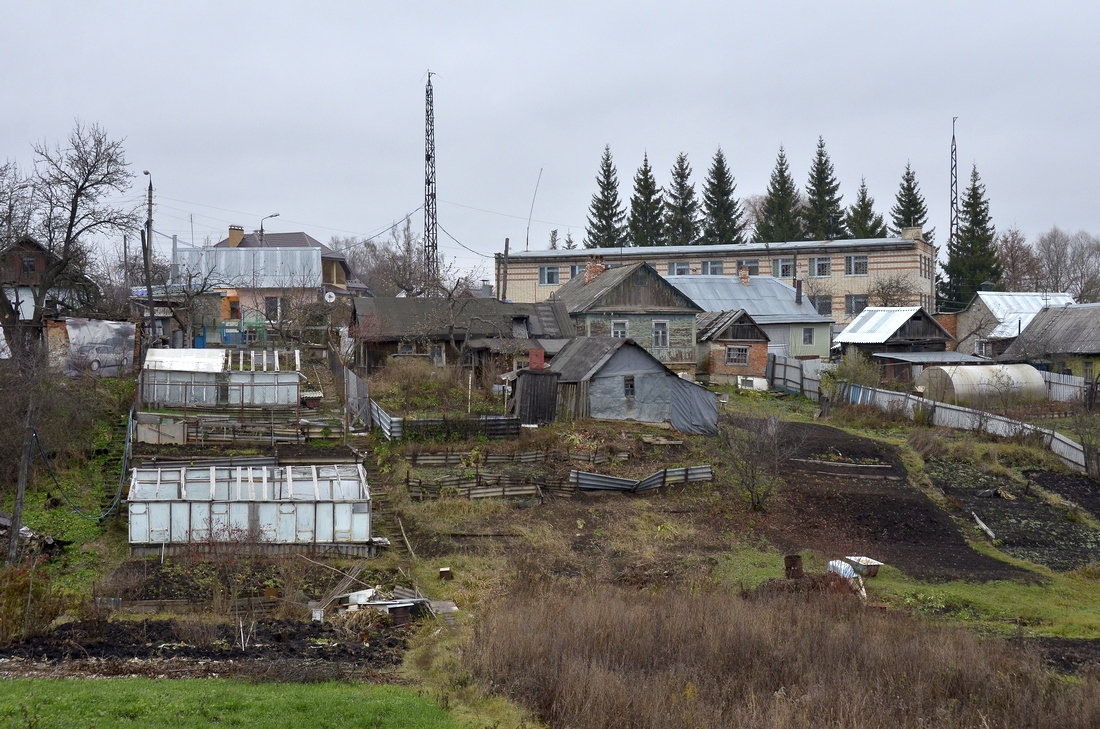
[563,231,577,250]
[584,145,626,248]
[940,164,1001,310]
[754,147,804,242]
[663,152,701,246]
[844,178,887,239]
[804,137,847,240]
[627,153,666,247]
[889,163,934,242]
[701,147,745,246]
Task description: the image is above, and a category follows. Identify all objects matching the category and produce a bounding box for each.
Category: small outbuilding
[548,337,718,434]
[140,348,301,409]
[835,306,954,378]
[913,364,1047,406]
[695,309,770,383]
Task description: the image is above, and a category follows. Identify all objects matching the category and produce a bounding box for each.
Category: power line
[440,198,583,230]
[438,223,492,258]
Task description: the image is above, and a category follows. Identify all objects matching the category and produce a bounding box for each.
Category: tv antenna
[424,71,439,291]
[524,168,543,252]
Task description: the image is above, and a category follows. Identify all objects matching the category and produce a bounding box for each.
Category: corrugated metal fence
[841,383,1095,476]
[1042,371,1087,402]
[407,464,713,499]
[768,355,822,401]
[367,398,519,441]
[569,465,714,493]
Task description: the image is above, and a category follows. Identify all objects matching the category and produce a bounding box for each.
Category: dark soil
[927,460,1100,572]
[0,617,406,673]
[1028,470,1100,520]
[1024,637,1100,675]
[762,424,1033,582]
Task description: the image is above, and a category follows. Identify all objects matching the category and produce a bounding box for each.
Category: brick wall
[705,341,769,382]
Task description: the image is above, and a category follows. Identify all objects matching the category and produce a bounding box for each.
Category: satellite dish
[324,291,337,304]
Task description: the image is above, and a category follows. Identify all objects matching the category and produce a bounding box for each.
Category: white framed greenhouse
[127,464,372,556]
[140,349,302,410]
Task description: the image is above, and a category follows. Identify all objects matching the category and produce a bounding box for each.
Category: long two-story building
[495,227,935,326]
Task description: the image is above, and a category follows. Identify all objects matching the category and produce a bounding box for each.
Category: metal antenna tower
[424,72,440,291]
[949,117,959,251]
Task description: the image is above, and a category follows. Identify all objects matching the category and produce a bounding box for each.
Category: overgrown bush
[907,428,947,459]
[0,559,68,647]
[820,350,880,399]
[470,587,1100,729]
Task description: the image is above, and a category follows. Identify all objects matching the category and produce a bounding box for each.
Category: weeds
[0,558,68,647]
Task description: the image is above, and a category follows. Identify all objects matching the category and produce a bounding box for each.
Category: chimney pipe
[795,279,803,305]
[228,225,245,248]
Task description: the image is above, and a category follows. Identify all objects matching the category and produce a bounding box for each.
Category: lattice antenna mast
[424,71,440,292]
[949,117,959,251]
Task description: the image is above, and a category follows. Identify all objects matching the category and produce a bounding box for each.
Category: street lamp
[259,213,280,245]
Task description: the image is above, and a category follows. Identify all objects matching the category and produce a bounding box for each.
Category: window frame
[810,257,831,278]
[844,255,869,276]
[538,265,560,285]
[623,375,635,398]
[264,296,282,322]
[701,260,723,276]
[802,327,815,346]
[611,320,629,339]
[773,258,794,278]
[735,259,759,276]
[652,320,669,348]
[668,261,690,275]
[569,264,582,279]
[844,294,869,318]
[725,345,749,365]
[20,256,36,275]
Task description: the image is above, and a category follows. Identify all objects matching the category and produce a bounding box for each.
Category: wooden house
[834,306,954,379]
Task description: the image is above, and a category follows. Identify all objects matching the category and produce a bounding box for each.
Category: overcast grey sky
[3,2,1098,274]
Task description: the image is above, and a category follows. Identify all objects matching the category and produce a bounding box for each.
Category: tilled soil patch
[927,460,1100,572]
[1028,470,1100,519]
[1023,637,1100,675]
[0,618,406,672]
[763,425,1032,582]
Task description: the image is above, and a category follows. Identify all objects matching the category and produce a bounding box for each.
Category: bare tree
[719,412,803,511]
[868,273,918,306]
[0,124,140,358]
[1035,227,1100,301]
[91,239,170,320]
[741,194,766,234]
[339,219,440,297]
[995,227,1044,292]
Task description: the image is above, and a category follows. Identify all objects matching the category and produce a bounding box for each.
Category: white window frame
[845,294,869,318]
[702,260,723,275]
[773,258,794,278]
[802,327,815,346]
[668,261,690,275]
[725,345,749,365]
[569,264,581,279]
[539,266,559,285]
[736,259,759,276]
[810,257,831,278]
[845,255,869,276]
[611,320,628,339]
[652,320,669,348]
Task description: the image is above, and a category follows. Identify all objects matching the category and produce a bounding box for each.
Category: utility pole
[142,171,156,352]
[949,117,959,253]
[122,234,130,292]
[424,71,439,292]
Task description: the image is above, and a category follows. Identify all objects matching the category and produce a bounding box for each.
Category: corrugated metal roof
[835,307,923,344]
[975,291,1076,339]
[1000,303,1100,359]
[871,351,985,363]
[143,349,227,372]
[665,275,832,324]
[351,298,569,341]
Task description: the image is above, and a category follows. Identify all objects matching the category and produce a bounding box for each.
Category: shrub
[907,429,947,459]
[0,558,68,647]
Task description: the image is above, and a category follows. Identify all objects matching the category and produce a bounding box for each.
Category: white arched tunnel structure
[913,364,1047,406]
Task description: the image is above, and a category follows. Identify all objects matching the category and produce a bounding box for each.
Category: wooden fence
[404,449,629,467]
[768,355,822,401]
[406,464,714,500]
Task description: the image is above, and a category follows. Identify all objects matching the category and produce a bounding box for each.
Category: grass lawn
[0,679,459,729]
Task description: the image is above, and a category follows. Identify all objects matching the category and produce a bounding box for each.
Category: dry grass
[470,586,1100,729]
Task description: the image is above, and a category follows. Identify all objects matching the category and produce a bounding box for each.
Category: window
[398,343,414,354]
[802,327,815,346]
[612,320,628,339]
[702,260,723,275]
[1086,361,1094,382]
[736,259,759,276]
[569,264,582,279]
[668,261,690,275]
[773,258,794,278]
[539,266,559,285]
[725,346,749,365]
[229,300,241,320]
[265,296,282,322]
[430,346,444,366]
[845,255,869,276]
[652,321,669,348]
[624,375,635,398]
[975,339,990,358]
[810,257,831,277]
[845,294,869,317]
[21,256,36,275]
[809,295,832,316]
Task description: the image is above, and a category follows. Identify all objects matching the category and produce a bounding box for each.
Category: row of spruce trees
[580,139,1001,309]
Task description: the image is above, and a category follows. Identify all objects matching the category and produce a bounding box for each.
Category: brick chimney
[795,279,803,305]
[228,225,245,248]
[901,226,923,241]
[584,255,605,285]
[738,265,751,285]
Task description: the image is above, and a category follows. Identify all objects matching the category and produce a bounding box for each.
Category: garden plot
[927,459,1100,572]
